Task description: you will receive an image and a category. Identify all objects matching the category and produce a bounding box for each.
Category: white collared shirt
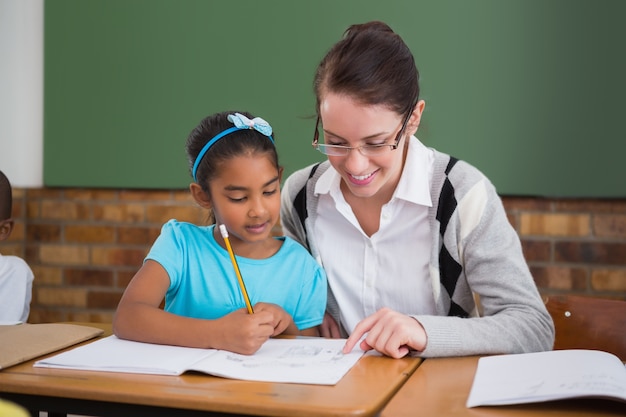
[314,137,436,334]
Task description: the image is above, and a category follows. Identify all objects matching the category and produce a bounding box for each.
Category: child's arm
[113,260,276,355]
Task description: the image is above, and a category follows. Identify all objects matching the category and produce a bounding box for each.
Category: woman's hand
[342,307,427,358]
[319,312,342,338]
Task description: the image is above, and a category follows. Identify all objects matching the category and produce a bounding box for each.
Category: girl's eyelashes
[227,189,277,202]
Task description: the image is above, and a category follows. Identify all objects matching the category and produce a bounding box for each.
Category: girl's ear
[189,183,212,209]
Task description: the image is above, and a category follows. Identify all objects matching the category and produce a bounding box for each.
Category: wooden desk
[380,355,626,417]
[0,323,421,417]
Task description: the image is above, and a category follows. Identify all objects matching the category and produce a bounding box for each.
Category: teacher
[280,21,554,358]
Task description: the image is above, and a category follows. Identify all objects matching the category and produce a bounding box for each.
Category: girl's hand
[216,308,275,355]
[253,302,297,336]
[342,307,427,358]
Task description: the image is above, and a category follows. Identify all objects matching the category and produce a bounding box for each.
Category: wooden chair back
[545,294,626,361]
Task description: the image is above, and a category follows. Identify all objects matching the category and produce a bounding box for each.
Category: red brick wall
[2,188,625,324]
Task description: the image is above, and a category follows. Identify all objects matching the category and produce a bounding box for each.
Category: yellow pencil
[218,224,254,314]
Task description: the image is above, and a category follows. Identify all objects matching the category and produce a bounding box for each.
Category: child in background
[113,111,327,354]
[0,170,34,324]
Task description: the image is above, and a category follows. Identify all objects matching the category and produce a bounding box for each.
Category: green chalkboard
[44,0,626,197]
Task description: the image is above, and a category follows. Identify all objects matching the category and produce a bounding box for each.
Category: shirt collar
[314,136,433,207]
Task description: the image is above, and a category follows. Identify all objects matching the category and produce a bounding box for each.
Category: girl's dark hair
[314,21,419,116]
[185,111,279,194]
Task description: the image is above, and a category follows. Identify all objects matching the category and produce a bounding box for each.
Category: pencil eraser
[218,224,228,238]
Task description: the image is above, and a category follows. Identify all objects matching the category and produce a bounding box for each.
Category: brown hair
[314,21,420,117]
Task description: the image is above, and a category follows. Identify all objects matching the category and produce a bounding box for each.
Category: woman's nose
[341,148,370,173]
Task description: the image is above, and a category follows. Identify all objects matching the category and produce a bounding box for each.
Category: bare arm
[113,260,275,355]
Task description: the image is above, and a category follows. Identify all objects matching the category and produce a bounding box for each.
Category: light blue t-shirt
[146,220,327,330]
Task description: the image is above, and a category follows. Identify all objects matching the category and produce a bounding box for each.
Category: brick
[593,214,626,238]
[39,244,90,265]
[68,311,114,323]
[40,200,90,221]
[65,225,116,243]
[25,188,62,199]
[501,197,551,212]
[521,240,551,262]
[555,242,626,265]
[591,269,626,291]
[28,308,65,324]
[173,190,195,202]
[12,196,25,217]
[31,266,63,285]
[555,199,626,213]
[117,226,161,245]
[37,287,87,307]
[0,243,22,257]
[120,190,173,201]
[26,201,41,219]
[87,290,123,309]
[92,203,145,223]
[6,221,25,240]
[65,268,114,286]
[24,244,39,263]
[519,213,590,237]
[91,247,146,267]
[65,189,117,201]
[146,204,205,224]
[531,266,587,290]
[26,224,62,242]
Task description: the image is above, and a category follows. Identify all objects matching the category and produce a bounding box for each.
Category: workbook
[34,335,364,385]
[466,349,626,407]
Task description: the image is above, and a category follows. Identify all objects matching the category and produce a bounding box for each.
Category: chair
[544,294,626,361]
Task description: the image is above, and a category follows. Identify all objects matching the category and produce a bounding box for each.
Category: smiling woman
[280,20,555,359]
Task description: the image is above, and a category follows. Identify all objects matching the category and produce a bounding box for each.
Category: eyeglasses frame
[312,105,414,156]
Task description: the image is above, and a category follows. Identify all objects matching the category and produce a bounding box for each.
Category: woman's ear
[407,99,426,136]
[189,183,212,209]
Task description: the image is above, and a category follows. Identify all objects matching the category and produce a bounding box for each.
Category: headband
[192,113,274,182]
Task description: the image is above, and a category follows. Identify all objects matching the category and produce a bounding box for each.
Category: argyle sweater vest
[291,156,469,319]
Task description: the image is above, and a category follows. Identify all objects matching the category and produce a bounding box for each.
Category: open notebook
[467,349,626,407]
[0,323,104,369]
[34,335,365,385]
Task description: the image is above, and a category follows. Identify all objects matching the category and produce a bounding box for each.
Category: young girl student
[113,111,327,355]
[280,21,554,358]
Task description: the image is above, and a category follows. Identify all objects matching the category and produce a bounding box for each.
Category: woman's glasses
[312,108,413,157]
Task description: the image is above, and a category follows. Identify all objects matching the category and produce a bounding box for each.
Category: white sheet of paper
[35,335,364,385]
[466,349,626,407]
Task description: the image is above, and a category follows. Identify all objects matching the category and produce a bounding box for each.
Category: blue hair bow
[227,113,273,137]
[192,112,274,182]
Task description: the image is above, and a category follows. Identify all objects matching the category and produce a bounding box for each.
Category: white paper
[466,349,626,407]
[35,335,364,385]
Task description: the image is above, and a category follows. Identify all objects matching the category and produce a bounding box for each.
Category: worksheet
[35,335,365,385]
